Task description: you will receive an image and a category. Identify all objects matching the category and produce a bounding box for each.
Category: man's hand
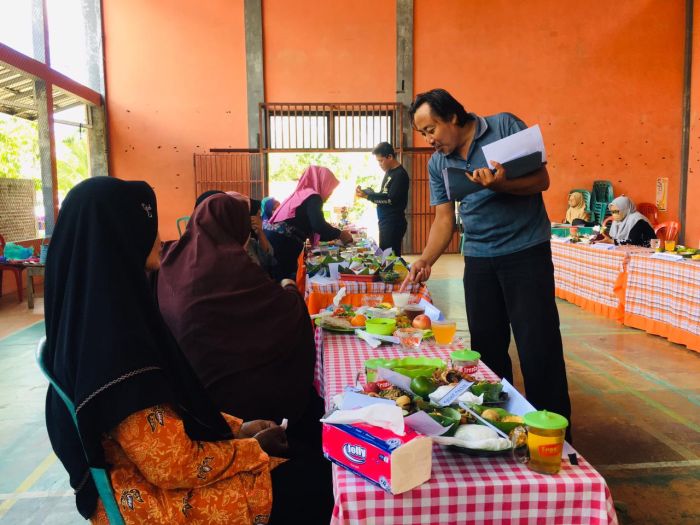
[467,161,507,191]
[253,425,289,457]
[339,230,353,244]
[239,419,277,439]
[355,186,368,199]
[407,258,432,283]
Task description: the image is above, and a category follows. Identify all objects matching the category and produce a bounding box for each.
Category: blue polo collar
[446,113,488,159]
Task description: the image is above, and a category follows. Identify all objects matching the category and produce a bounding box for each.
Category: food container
[450,349,481,375]
[512,410,569,475]
[383,357,444,378]
[394,327,423,352]
[365,318,397,336]
[362,294,384,307]
[364,358,392,382]
[391,292,411,309]
[402,304,425,321]
[366,307,395,319]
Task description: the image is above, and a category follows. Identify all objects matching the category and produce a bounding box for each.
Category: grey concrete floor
[0,268,698,524]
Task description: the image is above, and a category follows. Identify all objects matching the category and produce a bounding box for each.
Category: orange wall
[100,0,695,244]
[102,0,248,240]
[262,0,395,102]
[685,3,700,248]
[414,0,686,225]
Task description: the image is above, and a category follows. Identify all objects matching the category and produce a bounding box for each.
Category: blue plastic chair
[36,337,125,525]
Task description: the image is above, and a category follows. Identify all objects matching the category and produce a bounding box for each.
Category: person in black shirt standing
[356,142,410,255]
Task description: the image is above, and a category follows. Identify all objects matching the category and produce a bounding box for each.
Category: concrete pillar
[244,0,265,149]
[397,0,414,252]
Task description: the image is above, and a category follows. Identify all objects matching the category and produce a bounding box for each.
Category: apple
[412,314,431,329]
[364,382,380,394]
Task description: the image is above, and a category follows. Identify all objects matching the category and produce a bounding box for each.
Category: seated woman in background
[598,196,656,247]
[564,191,590,224]
[43,178,296,524]
[264,166,353,280]
[156,194,329,472]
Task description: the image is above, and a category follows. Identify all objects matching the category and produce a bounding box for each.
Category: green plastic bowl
[384,356,445,378]
[365,318,397,335]
[364,358,393,382]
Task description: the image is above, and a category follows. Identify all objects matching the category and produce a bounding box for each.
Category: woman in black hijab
[43,177,288,523]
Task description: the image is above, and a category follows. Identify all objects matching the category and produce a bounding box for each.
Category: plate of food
[469,381,509,407]
[315,317,355,332]
[314,305,365,332]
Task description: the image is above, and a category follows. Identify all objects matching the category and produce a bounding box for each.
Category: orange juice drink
[525,426,566,474]
[432,320,456,346]
[512,410,569,475]
[664,239,676,251]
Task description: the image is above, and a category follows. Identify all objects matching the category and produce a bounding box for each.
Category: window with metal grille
[261,103,401,152]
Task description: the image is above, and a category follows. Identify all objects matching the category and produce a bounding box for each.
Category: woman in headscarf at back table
[42,177,298,524]
[264,165,353,281]
[261,196,280,224]
[228,192,277,277]
[564,191,590,224]
[597,195,656,247]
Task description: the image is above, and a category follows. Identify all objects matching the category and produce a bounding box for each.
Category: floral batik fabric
[91,404,279,524]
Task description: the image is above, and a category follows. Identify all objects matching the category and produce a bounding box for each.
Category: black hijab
[195,189,225,208]
[44,177,233,519]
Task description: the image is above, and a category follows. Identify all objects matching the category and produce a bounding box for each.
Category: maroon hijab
[157,193,316,423]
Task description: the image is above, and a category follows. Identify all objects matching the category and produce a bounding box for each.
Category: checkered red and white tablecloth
[550,242,649,322]
[623,254,700,352]
[305,279,432,315]
[315,329,618,524]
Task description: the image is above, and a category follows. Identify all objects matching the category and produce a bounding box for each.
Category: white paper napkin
[333,287,347,306]
[320,404,405,435]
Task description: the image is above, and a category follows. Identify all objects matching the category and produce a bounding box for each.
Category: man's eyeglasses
[610,210,621,215]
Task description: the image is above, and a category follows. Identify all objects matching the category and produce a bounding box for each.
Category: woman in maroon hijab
[156,193,322,446]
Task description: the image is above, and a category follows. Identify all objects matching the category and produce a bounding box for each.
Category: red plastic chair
[636,202,659,225]
[0,234,26,303]
[654,221,680,242]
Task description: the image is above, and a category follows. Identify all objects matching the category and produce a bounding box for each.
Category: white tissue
[457,391,484,405]
[428,385,456,404]
[333,287,347,306]
[355,329,382,348]
[320,404,405,435]
[432,424,511,451]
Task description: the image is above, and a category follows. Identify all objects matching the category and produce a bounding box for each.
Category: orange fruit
[350,314,366,327]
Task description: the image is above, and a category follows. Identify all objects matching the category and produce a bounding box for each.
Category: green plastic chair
[176,216,190,238]
[592,180,614,204]
[592,202,610,225]
[36,337,125,525]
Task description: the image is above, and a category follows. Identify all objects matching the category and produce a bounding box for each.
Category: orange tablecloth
[550,242,638,322]
[623,254,700,352]
[305,279,431,315]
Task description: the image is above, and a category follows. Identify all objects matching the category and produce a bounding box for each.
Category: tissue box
[322,422,432,494]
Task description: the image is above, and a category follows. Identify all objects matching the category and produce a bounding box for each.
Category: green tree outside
[268,151,383,223]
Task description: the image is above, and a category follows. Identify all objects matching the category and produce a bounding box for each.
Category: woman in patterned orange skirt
[43,178,297,524]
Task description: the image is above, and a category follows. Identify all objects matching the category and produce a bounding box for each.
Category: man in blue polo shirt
[407,88,571,428]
